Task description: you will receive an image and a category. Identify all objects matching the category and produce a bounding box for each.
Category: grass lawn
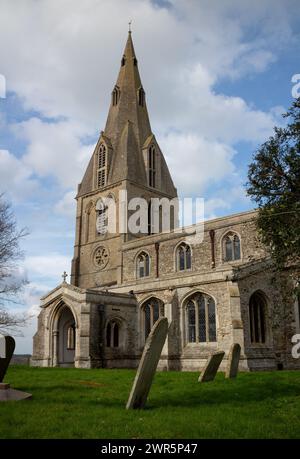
[0,366,300,439]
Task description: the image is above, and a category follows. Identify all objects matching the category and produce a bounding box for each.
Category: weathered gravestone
[126,317,169,409]
[225,343,241,379]
[0,334,32,401]
[198,351,225,382]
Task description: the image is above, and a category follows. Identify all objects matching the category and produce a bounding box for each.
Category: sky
[0,0,299,353]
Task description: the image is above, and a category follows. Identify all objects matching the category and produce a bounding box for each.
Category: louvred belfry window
[97,144,107,188]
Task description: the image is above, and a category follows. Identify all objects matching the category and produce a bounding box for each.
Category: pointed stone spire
[104,31,152,151]
[77,32,177,197]
[108,120,147,184]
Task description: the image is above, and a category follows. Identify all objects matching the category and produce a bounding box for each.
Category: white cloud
[13,118,94,189]
[23,253,71,281]
[0,149,37,200]
[54,190,76,217]
[162,133,237,195]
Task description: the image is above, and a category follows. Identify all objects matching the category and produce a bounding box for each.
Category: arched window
[185,293,217,343]
[112,85,120,105]
[96,199,108,234]
[137,252,150,278]
[97,143,107,188]
[148,145,156,188]
[106,321,120,348]
[67,325,75,350]
[121,55,126,66]
[176,242,191,271]
[223,232,241,261]
[249,292,267,344]
[138,86,145,107]
[142,298,164,340]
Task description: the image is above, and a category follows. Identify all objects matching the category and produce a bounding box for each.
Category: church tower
[71,31,177,289]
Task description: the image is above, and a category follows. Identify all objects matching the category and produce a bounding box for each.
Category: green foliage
[247,97,300,272]
[1,366,300,439]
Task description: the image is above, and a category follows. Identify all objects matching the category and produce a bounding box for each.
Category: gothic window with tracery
[176,242,191,271]
[185,293,217,343]
[223,232,241,261]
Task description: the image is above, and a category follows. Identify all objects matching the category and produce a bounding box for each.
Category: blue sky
[0,0,299,353]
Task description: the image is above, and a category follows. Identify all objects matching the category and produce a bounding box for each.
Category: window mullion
[150,304,154,329]
[194,300,199,343]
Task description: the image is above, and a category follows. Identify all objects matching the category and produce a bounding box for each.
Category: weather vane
[128,19,132,32]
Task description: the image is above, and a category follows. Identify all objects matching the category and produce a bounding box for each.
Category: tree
[0,194,29,334]
[247,97,300,284]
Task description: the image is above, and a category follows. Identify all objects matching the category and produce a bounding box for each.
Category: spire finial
[128,19,132,33]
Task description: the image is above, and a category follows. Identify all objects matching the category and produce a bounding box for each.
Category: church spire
[77,31,177,198]
[104,31,152,152]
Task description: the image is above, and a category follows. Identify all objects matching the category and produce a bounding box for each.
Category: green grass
[1,366,300,439]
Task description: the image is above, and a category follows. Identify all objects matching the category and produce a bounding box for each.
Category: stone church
[32,32,300,372]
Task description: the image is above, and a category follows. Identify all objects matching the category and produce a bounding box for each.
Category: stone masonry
[31,32,300,373]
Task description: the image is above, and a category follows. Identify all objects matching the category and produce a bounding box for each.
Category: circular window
[94,246,109,270]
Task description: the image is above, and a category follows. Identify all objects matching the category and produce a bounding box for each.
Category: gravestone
[0,334,15,382]
[0,334,32,401]
[198,351,225,382]
[225,343,241,379]
[126,317,169,409]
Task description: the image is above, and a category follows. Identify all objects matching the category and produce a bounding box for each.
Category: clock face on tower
[93,245,109,270]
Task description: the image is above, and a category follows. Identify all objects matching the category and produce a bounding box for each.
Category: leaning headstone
[198,351,225,382]
[0,334,15,382]
[225,343,241,379]
[0,334,32,401]
[126,317,169,409]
